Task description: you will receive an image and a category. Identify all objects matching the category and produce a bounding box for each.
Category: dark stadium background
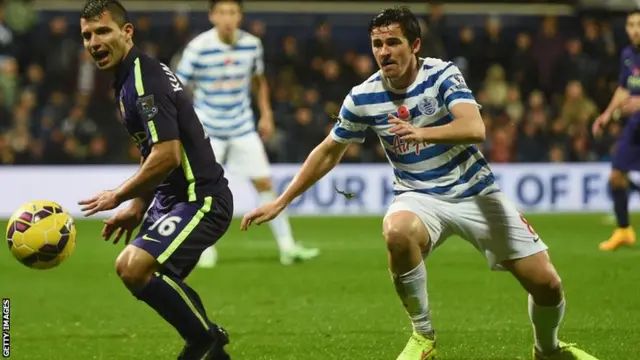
[0,0,635,165]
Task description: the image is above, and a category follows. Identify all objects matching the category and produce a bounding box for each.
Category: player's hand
[101,207,143,245]
[388,114,427,143]
[592,112,611,137]
[78,190,121,217]
[240,201,285,230]
[258,113,275,141]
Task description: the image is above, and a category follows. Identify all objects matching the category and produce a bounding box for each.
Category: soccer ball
[5,200,77,269]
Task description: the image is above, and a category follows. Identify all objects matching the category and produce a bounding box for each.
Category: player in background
[176,0,319,267]
[78,1,232,359]
[592,10,640,251]
[242,7,598,360]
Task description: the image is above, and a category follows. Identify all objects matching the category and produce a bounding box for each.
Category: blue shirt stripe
[188,74,246,82]
[394,157,493,196]
[444,92,475,109]
[192,60,247,69]
[351,63,454,106]
[202,116,253,131]
[200,87,246,96]
[333,125,365,140]
[199,45,258,56]
[393,147,478,182]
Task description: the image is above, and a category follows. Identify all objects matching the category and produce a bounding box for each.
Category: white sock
[258,190,295,253]
[392,261,432,338]
[528,295,564,353]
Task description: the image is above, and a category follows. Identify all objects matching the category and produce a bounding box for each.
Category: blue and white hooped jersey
[330,57,499,199]
[176,28,263,139]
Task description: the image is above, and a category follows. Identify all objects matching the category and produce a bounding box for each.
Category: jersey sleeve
[252,39,265,76]
[330,92,368,144]
[619,51,629,89]
[134,66,180,145]
[175,41,199,86]
[435,63,479,112]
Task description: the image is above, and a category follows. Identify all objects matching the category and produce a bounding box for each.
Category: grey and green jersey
[113,46,228,205]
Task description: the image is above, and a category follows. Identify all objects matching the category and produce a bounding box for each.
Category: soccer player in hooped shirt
[176,0,319,267]
[592,10,640,251]
[77,1,232,359]
[242,7,598,360]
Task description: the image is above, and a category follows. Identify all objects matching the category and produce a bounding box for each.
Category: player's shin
[528,294,565,354]
[509,253,565,355]
[611,184,630,228]
[391,260,433,338]
[132,273,212,342]
[384,218,432,338]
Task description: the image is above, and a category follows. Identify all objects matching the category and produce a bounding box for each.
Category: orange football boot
[599,227,636,251]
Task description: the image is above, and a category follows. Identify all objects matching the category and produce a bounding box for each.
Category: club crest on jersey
[136,95,158,120]
[418,96,437,116]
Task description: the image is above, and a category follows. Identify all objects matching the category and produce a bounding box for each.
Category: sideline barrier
[1,163,638,219]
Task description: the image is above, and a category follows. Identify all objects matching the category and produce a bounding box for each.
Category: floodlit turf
[1,214,639,359]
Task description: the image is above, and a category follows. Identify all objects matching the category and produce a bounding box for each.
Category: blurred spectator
[0,56,18,108]
[482,64,508,110]
[510,32,537,97]
[288,106,325,162]
[159,11,192,66]
[451,26,481,87]
[0,89,10,130]
[552,38,598,95]
[38,16,78,94]
[559,80,599,131]
[504,86,525,124]
[305,19,339,62]
[516,118,547,162]
[0,3,16,58]
[478,16,511,78]
[417,18,447,59]
[532,16,565,97]
[425,1,446,40]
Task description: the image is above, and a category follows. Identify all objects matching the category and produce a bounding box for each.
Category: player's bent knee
[503,251,563,306]
[609,170,628,188]
[530,273,563,306]
[382,211,430,253]
[252,177,273,192]
[115,245,160,291]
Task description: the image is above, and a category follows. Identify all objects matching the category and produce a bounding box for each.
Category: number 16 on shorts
[149,213,183,237]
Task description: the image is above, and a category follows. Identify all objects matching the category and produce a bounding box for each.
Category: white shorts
[385,191,548,270]
[209,131,271,179]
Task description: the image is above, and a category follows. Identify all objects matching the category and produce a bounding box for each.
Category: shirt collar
[113,46,142,91]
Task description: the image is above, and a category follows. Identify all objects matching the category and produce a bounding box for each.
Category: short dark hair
[209,0,243,11]
[81,0,129,27]
[368,7,421,44]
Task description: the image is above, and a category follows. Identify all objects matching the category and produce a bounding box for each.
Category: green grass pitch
[1,214,639,359]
